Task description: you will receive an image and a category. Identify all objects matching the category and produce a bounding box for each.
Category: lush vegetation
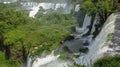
[0,0,119,67]
[0,3,74,66]
[0,51,20,67]
[93,55,120,67]
[81,0,117,38]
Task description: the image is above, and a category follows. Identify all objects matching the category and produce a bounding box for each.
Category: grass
[0,51,20,67]
[93,55,120,67]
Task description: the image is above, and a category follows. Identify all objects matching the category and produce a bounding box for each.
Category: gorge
[0,0,120,67]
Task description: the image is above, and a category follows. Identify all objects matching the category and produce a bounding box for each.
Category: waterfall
[32,51,60,67]
[28,51,68,67]
[27,57,32,67]
[29,2,73,17]
[1,0,17,4]
[81,14,91,35]
[91,15,99,34]
[75,14,91,35]
[74,13,117,67]
[0,0,17,3]
[75,4,80,12]
[3,0,117,67]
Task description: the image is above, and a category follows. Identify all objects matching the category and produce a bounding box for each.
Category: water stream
[0,0,118,67]
[29,3,69,17]
[32,51,59,67]
[74,13,117,67]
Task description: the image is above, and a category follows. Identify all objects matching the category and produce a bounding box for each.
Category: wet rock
[60,41,64,44]
[64,35,75,41]
[79,47,89,53]
[60,35,75,44]
[109,45,114,48]
[62,46,71,53]
[115,50,120,52]
[83,40,89,46]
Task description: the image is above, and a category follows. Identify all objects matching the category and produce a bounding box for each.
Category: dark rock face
[64,36,75,41]
[83,40,89,46]
[111,14,120,46]
[118,0,120,3]
[60,35,75,44]
[108,13,120,54]
[60,41,64,44]
[79,47,89,53]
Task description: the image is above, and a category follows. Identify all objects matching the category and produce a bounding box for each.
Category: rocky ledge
[106,13,120,56]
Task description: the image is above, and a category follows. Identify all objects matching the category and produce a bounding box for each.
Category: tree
[82,0,117,22]
[81,0,117,38]
[0,8,74,67]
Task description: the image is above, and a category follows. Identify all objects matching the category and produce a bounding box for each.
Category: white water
[74,13,117,67]
[1,0,16,4]
[0,0,17,3]
[75,14,91,36]
[79,14,91,36]
[2,0,116,67]
[27,1,79,67]
[27,57,32,67]
[29,3,73,17]
[32,51,59,67]
[91,15,99,34]
[75,4,80,12]
[29,51,68,67]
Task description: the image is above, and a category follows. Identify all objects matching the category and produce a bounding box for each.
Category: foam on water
[31,51,59,67]
[74,13,117,67]
[82,14,91,35]
[29,3,67,17]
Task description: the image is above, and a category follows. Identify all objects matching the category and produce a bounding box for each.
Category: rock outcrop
[107,13,120,55]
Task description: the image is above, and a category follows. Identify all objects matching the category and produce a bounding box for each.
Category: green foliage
[81,0,97,15]
[81,0,117,38]
[0,51,8,67]
[0,2,26,11]
[81,0,117,21]
[0,9,30,37]
[59,54,67,60]
[0,4,74,65]
[93,55,120,67]
[71,53,79,58]
[62,46,71,53]
[0,51,20,67]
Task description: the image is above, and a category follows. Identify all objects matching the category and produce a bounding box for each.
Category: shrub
[93,55,120,67]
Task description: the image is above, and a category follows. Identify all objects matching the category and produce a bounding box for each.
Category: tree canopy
[0,3,74,66]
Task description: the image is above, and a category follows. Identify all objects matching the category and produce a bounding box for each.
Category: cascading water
[74,13,117,67]
[32,51,59,67]
[0,0,17,2]
[75,4,80,12]
[29,3,68,17]
[91,15,99,34]
[2,0,117,67]
[27,51,68,67]
[77,14,92,35]
[75,14,91,35]
[82,15,91,35]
